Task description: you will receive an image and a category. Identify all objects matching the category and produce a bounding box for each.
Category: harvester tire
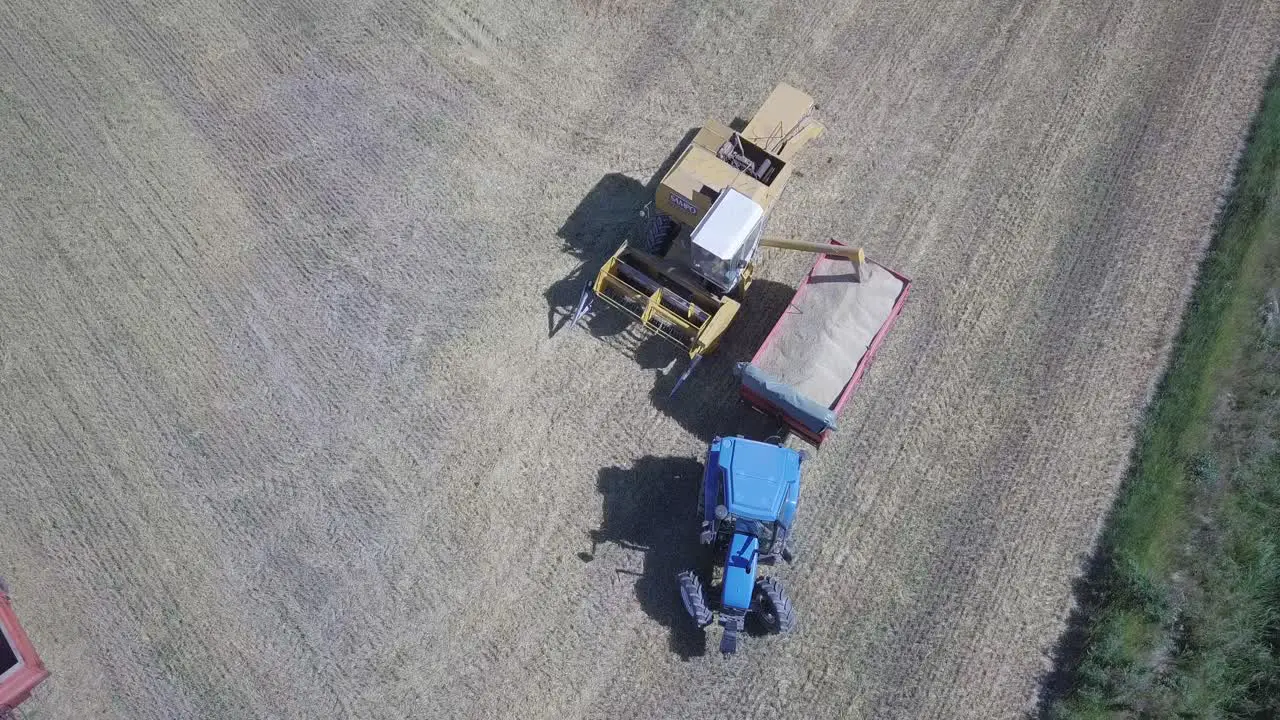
[638,211,678,256]
[678,570,713,627]
[754,576,796,633]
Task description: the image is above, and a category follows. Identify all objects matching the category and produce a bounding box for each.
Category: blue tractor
[678,436,802,654]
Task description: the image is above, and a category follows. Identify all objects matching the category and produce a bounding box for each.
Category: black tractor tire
[754,576,797,634]
[678,570,714,627]
[637,211,678,256]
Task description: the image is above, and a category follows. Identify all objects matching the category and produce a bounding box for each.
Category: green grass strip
[1047,61,1280,718]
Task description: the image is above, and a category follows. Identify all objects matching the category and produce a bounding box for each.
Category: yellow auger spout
[760,237,866,281]
[760,236,864,261]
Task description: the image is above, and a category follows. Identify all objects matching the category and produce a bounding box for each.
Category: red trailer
[0,584,49,713]
[739,251,911,446]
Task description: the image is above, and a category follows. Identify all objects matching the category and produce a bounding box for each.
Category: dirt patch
[1,1,1278,719]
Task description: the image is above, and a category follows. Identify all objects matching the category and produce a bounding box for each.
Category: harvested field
[1,1,1278,719]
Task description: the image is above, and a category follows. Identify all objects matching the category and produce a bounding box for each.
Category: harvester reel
[677,570,714,627]
[753,576,796,634]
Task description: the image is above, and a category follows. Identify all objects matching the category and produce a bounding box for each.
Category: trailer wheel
[678,570,713,627]
[754,576,796,633]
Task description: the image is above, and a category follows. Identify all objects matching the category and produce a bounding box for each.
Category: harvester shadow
[545,128,698,339]
[582,455,709,660]
[648,278,797,443]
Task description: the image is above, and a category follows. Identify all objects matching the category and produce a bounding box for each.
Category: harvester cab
[686,189,766,294]
[678,436,802,654]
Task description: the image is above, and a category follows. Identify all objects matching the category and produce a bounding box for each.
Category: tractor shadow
[545,128,699,340]
[581,455,709,659]
[647,277,797,443]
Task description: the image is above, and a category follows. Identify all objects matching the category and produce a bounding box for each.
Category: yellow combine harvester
[571,83,864,392]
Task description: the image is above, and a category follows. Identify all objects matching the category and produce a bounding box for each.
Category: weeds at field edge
[1036,59,1280,718]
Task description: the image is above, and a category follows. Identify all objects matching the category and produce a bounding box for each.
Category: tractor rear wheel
[754,576,796,633]
[678,570,713,627]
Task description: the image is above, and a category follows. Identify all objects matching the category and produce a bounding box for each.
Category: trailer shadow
[647,277,798,443]
[545,129,699,339]
[581,455,709,659]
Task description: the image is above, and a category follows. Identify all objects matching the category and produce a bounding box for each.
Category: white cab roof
[691,188,764,259]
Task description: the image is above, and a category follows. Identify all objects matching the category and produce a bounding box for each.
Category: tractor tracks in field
[4,0,1280,718]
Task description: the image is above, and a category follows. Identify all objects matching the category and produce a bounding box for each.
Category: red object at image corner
[0,586,49,713]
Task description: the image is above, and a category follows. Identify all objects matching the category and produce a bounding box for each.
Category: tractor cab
[680,436,802,653]
[703,434,800,551]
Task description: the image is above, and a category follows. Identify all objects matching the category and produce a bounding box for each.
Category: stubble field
[2,1,1278,718]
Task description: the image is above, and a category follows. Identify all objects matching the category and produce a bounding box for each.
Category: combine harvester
[572,83,911,653]
[572,82,910,446]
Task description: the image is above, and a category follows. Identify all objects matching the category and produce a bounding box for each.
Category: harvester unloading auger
[571,83,869,395]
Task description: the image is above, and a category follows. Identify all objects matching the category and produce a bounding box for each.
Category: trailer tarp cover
[736,363,837,435]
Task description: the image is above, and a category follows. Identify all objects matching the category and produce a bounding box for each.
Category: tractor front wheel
[678,570,713,627]
[753,576,796,633]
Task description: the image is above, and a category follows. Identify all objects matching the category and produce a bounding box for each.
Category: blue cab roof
[713,437,802,522]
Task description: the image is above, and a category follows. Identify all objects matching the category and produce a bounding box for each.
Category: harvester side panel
[657,144,772,228]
